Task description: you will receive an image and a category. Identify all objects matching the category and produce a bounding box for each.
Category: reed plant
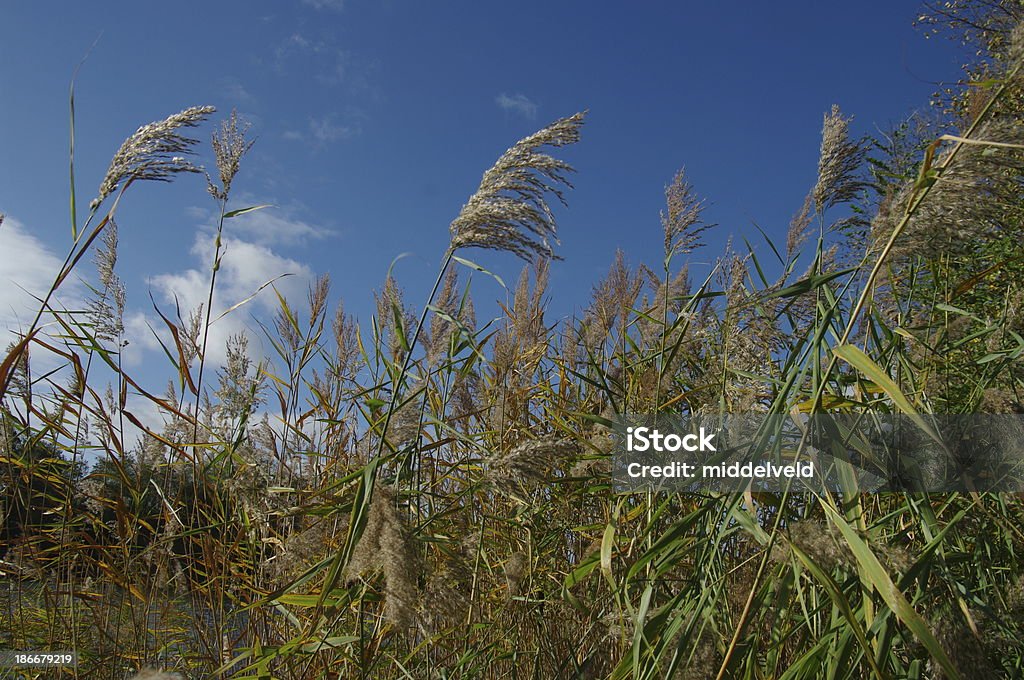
[4,8,1024,679]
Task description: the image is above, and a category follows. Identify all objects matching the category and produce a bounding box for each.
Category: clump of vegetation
[4,3,1024,678]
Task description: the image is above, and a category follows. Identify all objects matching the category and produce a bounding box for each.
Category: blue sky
[1,1,966,389]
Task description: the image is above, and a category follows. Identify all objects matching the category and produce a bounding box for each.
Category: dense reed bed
[4,4,1024,678]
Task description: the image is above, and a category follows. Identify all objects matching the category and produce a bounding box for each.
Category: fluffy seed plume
[786,192,813,259]
[812,105,865,212]
[88,219,127,342]
[130,671,182,680]
[662,168,710,260]
[486,435,579,488]
[449,112,585,262]
[345,485,420,628]
[93,106,216,210]
[891,117,1024,259]
[504,551,529,597]
[208,109,255,200]
[770,519,854,572]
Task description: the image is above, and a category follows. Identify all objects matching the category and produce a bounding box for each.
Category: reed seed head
[662,168,710,260]
[486,435,578,488]
[88,219,126,341]
[93,106,215,210]
[787,192,813,259]
[449,112,584,262]
[772,520,854,572]
[895,117,1024,259]
[504,551,529,596]
[428,266,460,365]
[345,485,420,628]
[813,105,865,212]
[208,109,254,200]
[130,671,182,680]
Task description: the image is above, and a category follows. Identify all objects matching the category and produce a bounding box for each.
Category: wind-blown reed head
[813,104,865,212]
[449,112,585,262]
[92,106,216,210]
[786,192,813,259]
[876,116,1024,260]
[485,435,578,489]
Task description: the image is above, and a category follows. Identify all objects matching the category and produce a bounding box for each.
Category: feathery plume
[770,519,854,572]
[308,273,331,323]
[422,542,474,631]
[94,218,119,290]
[93,106,215,209]
[486,435,578,488]
[786,192,813,259]
[662,168,710,260]
[130,671,182,680]
[428,266,460,365]
[591,250,642,341]
[384,379,425,448]
[208,109,254,200]
[88,219,126,342]
[182,305,204,365]
[891,117,1024,259]
[813,105,865,212]
[375,274,413,361]
[493,260,550,375]
[214,333,264,422]
[504,551,529,597]
[449,112,585,261]
[345,485,420,628]
[636,263,691,348]
[331,299,362,383]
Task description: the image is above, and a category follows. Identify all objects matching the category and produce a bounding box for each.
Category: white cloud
[0,215,84,345]
[229,209,332,246]
[121,310,160,368]
[184,204,333,247]
[143,231,316,369]
[184,205,208,221]
[0,215,94,394]
[496,93,538,119]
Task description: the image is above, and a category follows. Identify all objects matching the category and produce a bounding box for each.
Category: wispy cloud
[311,115,358,143]
[302,0,345,10]
[218,77,254,105]
[284,114,362,148]
[273,33,353,86]
[496,93,538,119]
[185,203,334,247]
[274,33,330,74]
